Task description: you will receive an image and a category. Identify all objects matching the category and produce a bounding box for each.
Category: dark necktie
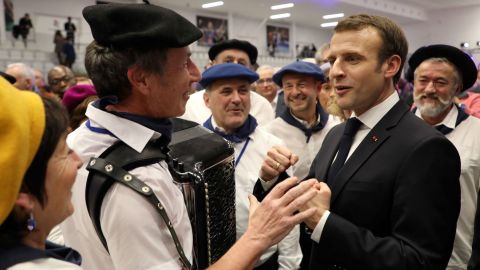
[327,117,362,184]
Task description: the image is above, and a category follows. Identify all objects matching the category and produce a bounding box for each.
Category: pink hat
[62,84,96,113]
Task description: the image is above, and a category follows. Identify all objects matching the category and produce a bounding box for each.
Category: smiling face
[282,73,321,121]
[327,27,399,116]
[204,78,251,133]
[146,47,201,118]
[413,59,459,122]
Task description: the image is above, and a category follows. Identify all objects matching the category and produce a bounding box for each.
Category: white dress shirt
[60,104,193,270]
[311,91,400,242]
[210,118,302,269]
[416,106,480,270]
[180,90,275,126]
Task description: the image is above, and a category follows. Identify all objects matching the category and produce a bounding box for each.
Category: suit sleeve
[314,136,461,270]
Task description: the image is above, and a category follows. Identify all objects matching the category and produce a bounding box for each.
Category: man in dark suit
[259,14,461,270]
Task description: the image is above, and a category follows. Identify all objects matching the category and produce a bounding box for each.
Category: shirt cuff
[311,210,330,243]
[259,176,278,190]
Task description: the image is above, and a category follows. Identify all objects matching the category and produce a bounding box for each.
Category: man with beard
[409,44,480,270]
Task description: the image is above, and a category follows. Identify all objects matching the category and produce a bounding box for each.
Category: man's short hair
[334,14,408,84]
[84,41,167,101]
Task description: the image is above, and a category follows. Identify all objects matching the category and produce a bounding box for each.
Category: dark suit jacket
[307,101,461,270]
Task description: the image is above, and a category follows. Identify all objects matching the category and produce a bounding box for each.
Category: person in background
[5,62,35,91]
[259,14,461,270]
[54,30,66,65]
[408,44,480,270]
[314,43,330,66]
[47,65,76,99]
[18,13,33,48]
[201,63,302,270]
[61,84,97,129]
[263,61,339,269]
[0,77,83,269]
[255,65,286,116]
[318,62,351,121]
[64,17,76,45]
[63,37,76,68]
[181,39,275,125]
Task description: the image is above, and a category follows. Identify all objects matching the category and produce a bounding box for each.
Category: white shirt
[180,90,275,126]
[60,104,193,270]
[8,258,82,270]
[311,91,400,242]
[264,115,340,180]
[416,106,480,270]
[210,118,302,269]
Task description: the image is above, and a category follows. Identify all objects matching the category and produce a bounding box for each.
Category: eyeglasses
[50,75,73,86]
[414,77,451,90]
[257,78,273,85]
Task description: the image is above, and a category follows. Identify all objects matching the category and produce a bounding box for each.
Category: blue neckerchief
[280,102,329,143]
[412,104,469,135]
[203,114,258,143]
[92,97,172,147]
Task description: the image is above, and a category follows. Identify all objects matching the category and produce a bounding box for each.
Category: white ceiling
[149,0,480,28]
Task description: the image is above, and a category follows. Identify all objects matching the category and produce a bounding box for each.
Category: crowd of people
[0,2,479,270]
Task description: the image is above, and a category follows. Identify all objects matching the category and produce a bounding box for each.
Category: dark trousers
[254,252,279,270]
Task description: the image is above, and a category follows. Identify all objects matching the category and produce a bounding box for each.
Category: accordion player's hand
[260,145,299,181]
[246,177,317,249]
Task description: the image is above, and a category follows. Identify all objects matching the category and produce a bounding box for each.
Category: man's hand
[260,145,299,181]
[299,181,331,229]
[245,177,317,250]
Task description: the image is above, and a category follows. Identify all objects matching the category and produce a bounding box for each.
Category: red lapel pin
[372,135,379,142]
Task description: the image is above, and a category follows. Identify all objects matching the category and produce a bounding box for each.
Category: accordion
[169,118,236,269]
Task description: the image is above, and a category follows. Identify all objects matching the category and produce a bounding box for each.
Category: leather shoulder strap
[85,141,192,268]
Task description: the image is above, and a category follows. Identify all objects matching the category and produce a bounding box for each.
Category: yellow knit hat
[0,77,45,224]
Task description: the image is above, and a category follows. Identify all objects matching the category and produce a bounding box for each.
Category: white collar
[85,103,160,153]
[353,91,399,129]
[415,104,457,129]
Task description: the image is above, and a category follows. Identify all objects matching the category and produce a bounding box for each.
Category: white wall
[403,5,480,59]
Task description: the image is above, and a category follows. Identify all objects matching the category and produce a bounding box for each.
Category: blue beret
[273,61,325,87]
[407,44,477,90]
[199,63,259,88]
[208,39,258,65]
[83,3,202,48]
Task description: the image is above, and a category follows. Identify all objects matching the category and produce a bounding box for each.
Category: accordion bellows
[169,118,236,269]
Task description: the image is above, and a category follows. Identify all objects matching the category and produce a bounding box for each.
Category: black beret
[208,39,258,65]
[82,3,202,48]
[199,63,259,88]
[407,44,477,90]
[0,71,16,85]
[273,61,325,87]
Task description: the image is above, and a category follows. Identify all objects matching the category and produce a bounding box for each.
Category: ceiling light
[202,1,224,9]
[323,13,344,19]
[271,3,294,10]
[321,22,338,28]
[460,42,469,48]
[270,13,291,19]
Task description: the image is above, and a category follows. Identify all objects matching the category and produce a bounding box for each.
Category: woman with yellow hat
[0,77,83,269]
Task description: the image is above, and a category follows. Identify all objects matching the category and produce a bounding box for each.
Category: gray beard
[414,94,453,118]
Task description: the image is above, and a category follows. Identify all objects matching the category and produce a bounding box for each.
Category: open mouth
[335,86,351,95]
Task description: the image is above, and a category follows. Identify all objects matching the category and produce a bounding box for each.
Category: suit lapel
[330,101,410,204]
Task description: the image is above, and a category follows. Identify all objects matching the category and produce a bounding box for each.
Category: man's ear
[203,90,211,109]
[127,65,149,96]
[15,192,35,211]
[384,55,401,80]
